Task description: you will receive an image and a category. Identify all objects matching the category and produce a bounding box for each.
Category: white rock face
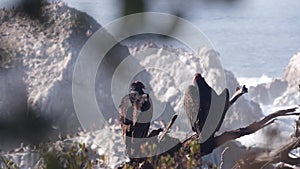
[248,78,288,105]
[273,89,299,106]
[283,51,300,88]
[127,43,263,134]
[244,51,299,107]
[274,51,300,106]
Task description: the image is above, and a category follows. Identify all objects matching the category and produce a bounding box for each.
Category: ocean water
[69,0,300,78]
[1,0,299,78]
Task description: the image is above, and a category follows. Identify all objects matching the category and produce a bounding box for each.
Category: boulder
[273,51,300,106]
[248,78,288,105]
[283,51,300,88]
[0,2,130,146]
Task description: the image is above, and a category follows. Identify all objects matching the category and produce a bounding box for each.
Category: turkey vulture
[184,73,229,137]
[119,81,153,156]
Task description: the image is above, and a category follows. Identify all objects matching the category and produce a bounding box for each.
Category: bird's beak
[193,76,197,84]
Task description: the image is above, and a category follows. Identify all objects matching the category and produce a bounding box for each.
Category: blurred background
[1,0,299,78]
[0,1,299,168]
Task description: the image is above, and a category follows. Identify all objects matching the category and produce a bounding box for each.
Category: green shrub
[40,142,92,169]
[0,156,18,169]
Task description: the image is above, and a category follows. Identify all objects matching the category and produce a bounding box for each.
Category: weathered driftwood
[194,107,299,156]
[158,114,178,142]
[233,117,300,169]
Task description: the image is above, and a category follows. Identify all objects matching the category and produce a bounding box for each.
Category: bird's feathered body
[119,81,152,156]
[184,73,229,136]
[119,94,152,138]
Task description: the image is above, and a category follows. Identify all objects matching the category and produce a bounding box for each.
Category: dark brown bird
[184,73,229,136]
[119,81,152,156]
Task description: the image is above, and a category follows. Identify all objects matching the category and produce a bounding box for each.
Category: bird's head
[130,81,146,94]
[193,73,203,84]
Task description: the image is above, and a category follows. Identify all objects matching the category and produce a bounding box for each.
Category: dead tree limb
[182,107,300,156]
[238,85,300,168]
[233,122,300,168]
[158,114,178,142]
[228,85,248,109]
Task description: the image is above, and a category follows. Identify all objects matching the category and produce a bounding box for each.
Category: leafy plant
[0,156,18,169]
[40,142,92,169]
[123,140,203,169]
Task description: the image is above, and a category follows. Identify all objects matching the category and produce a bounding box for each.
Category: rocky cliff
[283,51,300,88]
[0,2,130,146]
[248,51,299,107]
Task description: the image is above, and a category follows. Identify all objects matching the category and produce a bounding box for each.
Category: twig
[220,147,229,169]
[227,85,248,109]
[158,114,178,142]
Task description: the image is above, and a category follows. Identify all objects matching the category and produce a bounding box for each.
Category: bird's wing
[119,95,135,144]
[119,95,133,125]
[213,88,229,133]
[133,95,153,138]
[199,88,229,142]
[136,94,153,123]
[132,121,151,138]
[184,85,200,132]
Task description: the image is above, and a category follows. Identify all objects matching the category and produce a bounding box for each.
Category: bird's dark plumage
[119,81,152,156]
[184,73,229,136]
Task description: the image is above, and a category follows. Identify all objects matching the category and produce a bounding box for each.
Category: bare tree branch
[233,108,300,168]
[233,137,300,169]
[158,114,178,142]
[227,85,248,109]
[182,107,300,156]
